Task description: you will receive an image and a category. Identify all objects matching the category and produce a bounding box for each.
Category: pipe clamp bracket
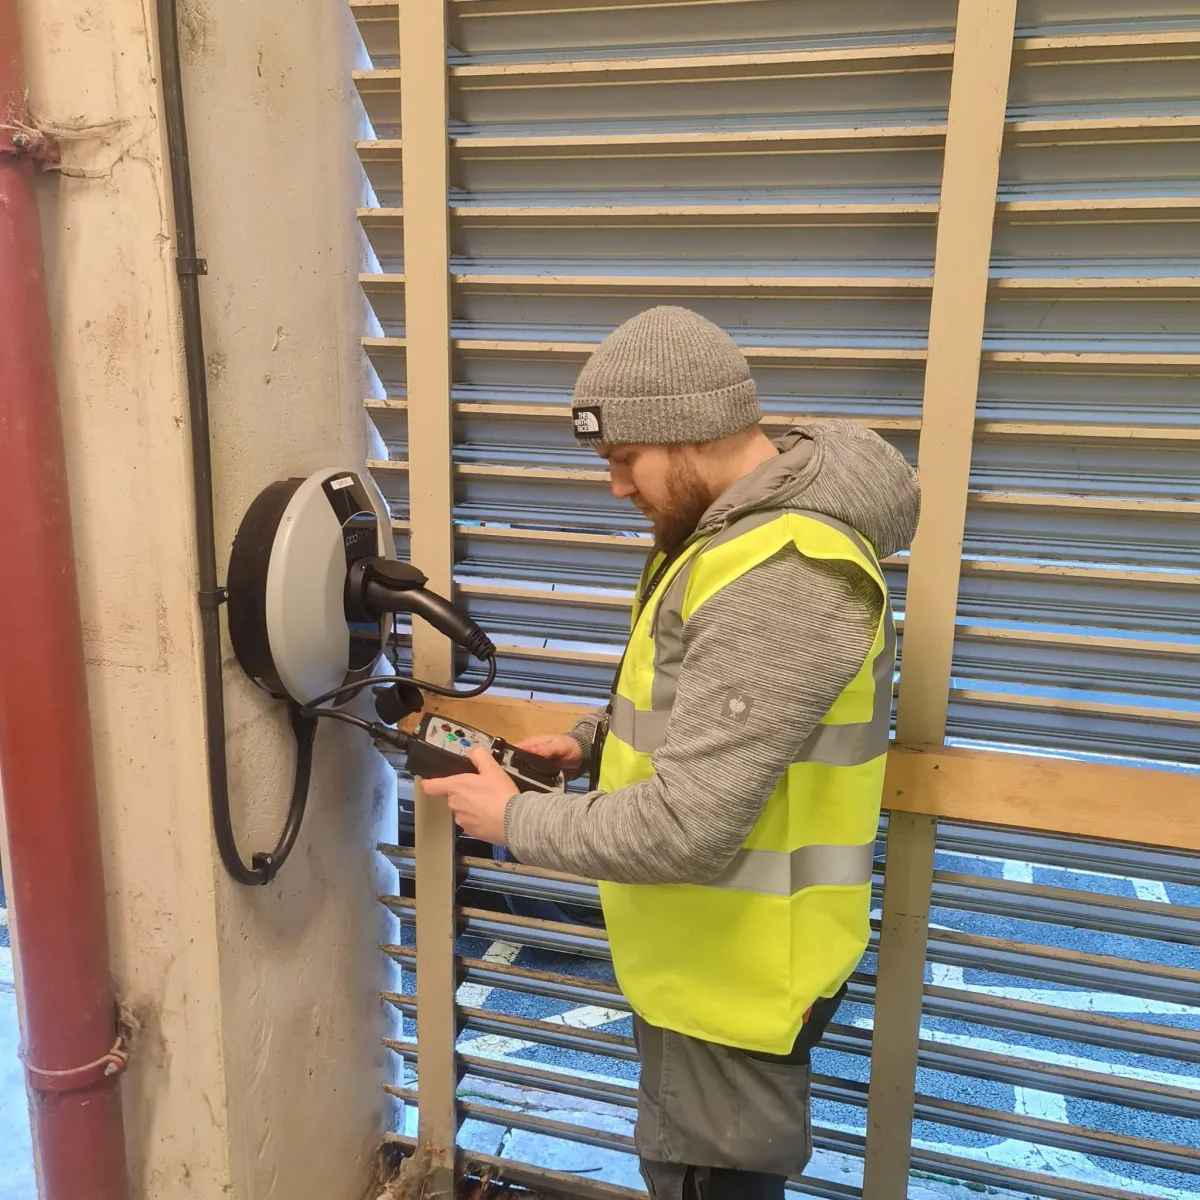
[23,1036,130,1094]
[1,128,61,166]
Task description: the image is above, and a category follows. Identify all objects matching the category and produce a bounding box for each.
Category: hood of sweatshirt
[696,420,921,559]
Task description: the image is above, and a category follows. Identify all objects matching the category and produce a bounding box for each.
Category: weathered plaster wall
[14,0,392,1195]
[181,2,396,1195]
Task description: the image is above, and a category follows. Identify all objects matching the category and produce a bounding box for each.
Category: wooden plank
[864,814,937,1196]
[870,4,1018,1194]
[399,20,454,681]
[881,745,1200,853]
[896,2,1016,749]
[396,1,458,1191]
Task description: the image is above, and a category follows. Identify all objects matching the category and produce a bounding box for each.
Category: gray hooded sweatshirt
[504,420,921,886]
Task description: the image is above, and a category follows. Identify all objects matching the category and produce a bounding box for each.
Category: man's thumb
[469,746,503,776]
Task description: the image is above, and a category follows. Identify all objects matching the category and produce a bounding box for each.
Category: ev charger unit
[219,468,563,884]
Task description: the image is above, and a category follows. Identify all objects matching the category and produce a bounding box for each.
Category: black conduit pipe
[155,0,316,885]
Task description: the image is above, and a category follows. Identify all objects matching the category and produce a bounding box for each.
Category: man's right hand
[515,734,583,781]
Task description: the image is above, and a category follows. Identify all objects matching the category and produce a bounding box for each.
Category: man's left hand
[419,747,519,843]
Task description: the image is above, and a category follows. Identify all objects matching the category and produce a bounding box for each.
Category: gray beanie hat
[571,306,762,446]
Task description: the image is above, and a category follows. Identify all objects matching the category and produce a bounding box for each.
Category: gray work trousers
[633,1015,813,1199]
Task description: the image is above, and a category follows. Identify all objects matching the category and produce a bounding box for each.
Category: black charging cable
[249,703,319,882]
[265,645,498,884]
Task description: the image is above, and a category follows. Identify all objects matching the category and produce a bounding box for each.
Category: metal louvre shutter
[956,7,1200,766]
[351,2,1200,1198]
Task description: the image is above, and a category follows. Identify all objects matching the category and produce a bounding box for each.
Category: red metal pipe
[0,5,129,1197]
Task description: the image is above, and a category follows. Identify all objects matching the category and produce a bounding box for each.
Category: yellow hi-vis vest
[597,509,894,1055]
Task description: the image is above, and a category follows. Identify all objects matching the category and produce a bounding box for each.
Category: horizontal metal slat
[383,911,1198,1113]
[945,698,1200,766]
[382,896,611,957]
[384,943,627,1011]
[362,332,930,365]
[387,987,874,1064]
[962,504,1198,573]
[457,1051,871,1115]
[908,1144,1167,1200]
[921,982,1200,1065]
[384,888,1198,1005]
[460,1053,637,1110]
[937,820,1200,887]
[953,621,1200,662]
[925,925,1200,1007]
[356,26,1200,90]
[454,1100,868,1200]
[849,974,1200,1089]
[957,560,1200,644]
[385,1109,1172,1200]
[949,685,1199,733]
[386,987,1200,1153]
[361,266,1200,301]
[363,332,1200,375]
[913,1037,1200,1121]
[933,870,1200,945]
[357,108,1200,159]
[357,190,1200,228]
[355,123,1200,208]
[970,491,1200,518]
[359,40,956,94]
[913,1092,1200,1176]
[369,394,923,432]
[384,993,1194,1184]
[387,993,638,1059]
[386,846,1199,949]
[446,991,1200,1122]
[384,847,604,908]
[385,908,1200,1071]
[981,348,1200,370]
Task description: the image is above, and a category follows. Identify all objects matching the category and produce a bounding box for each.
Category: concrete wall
[15,1,392,1196]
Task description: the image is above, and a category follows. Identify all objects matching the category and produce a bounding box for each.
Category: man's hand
[420,748,519,843]
[515,734,584,781]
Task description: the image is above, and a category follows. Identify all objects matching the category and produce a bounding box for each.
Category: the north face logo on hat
[573,407,603,439]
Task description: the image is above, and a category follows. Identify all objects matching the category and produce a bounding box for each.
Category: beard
[645,452,715,555]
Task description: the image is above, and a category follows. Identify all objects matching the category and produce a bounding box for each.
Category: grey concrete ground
[2,863,35,1200]
[1,965,36,1200]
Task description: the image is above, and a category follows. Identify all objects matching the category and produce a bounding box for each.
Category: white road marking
[456,940,522,1009]
[457,1004,628,1059]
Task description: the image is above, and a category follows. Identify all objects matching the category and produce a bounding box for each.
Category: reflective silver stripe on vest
[610,694,671,754]
[706,841,875,896]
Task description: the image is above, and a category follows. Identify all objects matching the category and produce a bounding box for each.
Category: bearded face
[599,444,716,555]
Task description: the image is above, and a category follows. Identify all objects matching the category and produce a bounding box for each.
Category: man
[423,306,921,1199]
